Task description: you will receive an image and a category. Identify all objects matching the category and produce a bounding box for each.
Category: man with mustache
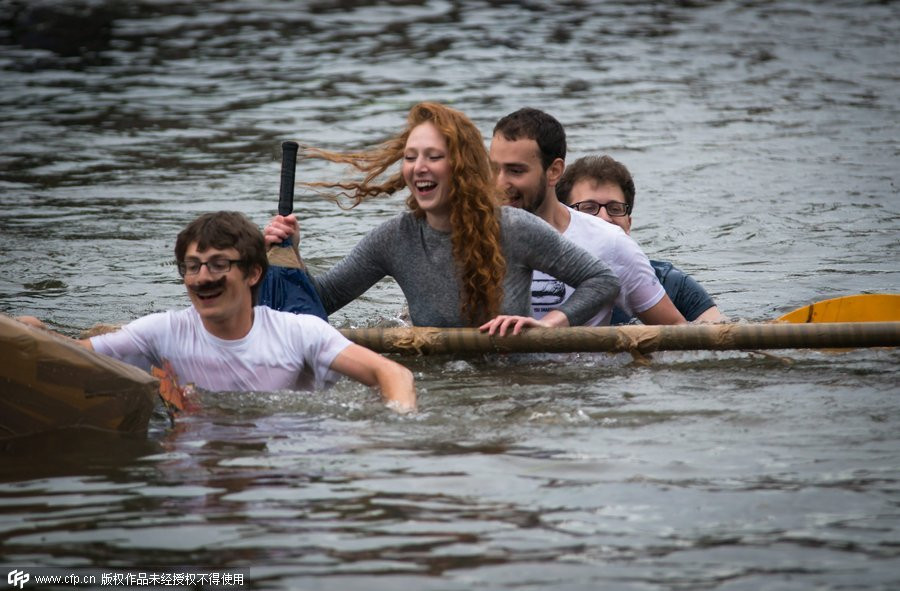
[489,108,686,330]
[22,212,416,412]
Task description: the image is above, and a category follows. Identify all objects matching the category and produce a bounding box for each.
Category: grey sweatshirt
[312,206,620,327]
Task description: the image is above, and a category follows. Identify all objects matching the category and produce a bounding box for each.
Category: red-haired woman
[264,102,619,332]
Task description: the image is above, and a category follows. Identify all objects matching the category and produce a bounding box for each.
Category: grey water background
[0,0,898,589]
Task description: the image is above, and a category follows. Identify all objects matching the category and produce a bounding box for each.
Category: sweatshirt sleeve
[90,312,168,372]
[511,209,620,326]
[310,217,397,314]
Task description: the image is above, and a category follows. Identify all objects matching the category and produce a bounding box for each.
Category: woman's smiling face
[403,122,452,228]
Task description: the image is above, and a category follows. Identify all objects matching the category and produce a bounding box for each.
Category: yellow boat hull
[776,294,900,323]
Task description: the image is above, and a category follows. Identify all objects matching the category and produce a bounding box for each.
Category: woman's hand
[479,315,548,336]
[263,214,300,248]
[479,309,570,336]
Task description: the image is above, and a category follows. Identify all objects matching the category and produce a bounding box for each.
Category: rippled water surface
[1,1,898,589]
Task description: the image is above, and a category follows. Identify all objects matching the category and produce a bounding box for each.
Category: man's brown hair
[175,211,268,305]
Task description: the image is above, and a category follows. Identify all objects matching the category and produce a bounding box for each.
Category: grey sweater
[312,206,620,327]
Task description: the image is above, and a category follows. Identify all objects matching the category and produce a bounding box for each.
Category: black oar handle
[278,141,299,216]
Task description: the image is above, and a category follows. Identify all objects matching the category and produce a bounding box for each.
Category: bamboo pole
[340,322,900,355]
[0,314,159,438]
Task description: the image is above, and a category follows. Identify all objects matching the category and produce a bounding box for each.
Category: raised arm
[329,344,416,413]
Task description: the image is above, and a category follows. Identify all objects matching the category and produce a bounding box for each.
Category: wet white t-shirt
[532,209,665,326]
[91,306,351,391]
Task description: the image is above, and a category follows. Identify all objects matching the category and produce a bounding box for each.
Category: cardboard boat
[0,314,159,440]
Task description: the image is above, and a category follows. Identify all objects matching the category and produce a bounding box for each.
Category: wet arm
[692,305,728,323]
[329,344,416,413]
[311,227,393,314]
[635,294,687,325]
[16,315,96,349]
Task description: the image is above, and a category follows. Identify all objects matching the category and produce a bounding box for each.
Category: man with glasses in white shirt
[21,211,416,412]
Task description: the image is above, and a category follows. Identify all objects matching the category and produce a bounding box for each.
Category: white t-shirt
[532,210,665,326]
[91,306,352,392]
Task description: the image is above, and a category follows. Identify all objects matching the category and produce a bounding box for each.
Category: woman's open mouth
[415,180,437,196]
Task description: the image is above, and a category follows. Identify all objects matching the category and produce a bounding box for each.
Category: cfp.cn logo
[7,570,29,589]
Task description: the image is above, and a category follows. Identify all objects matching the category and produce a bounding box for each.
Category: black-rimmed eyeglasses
[177,258,244,277]
[569,199,632,217]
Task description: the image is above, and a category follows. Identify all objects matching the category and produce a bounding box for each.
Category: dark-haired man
[558,156,726,324]
[488,108,686,332]
[22,211,416,411]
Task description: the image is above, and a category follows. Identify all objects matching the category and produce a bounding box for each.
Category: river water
[1,1,898,589]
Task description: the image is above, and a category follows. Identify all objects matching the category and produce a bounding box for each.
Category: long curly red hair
[302,102,506,325]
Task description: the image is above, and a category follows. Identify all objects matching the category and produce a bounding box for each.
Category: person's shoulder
[570,209,622,232]
[568,209,626,240]
[389,210,417,226]
[93,308,188,345]
[253,308,350,363]
[260,306,348,339]
[348,212,415,249]
[569,211,645,259]
[173,307,198,319]
[256,307,349,350]
[500,207,564,250]
[372,211,420,235]
[649,258,707,296]
[649,259,681,282]
[649,259,708,293]
[256,305,329,327]
[500,205,530,222]
[129,307,192,328]
[500,205,551,231]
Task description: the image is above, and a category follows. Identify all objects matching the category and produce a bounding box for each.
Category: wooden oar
[339,322,900,356]
[776,294,900,323]
[257,141,328,320]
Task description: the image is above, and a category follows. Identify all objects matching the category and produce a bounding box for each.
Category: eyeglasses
[177,258,244,277]
[569,200,632,217]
